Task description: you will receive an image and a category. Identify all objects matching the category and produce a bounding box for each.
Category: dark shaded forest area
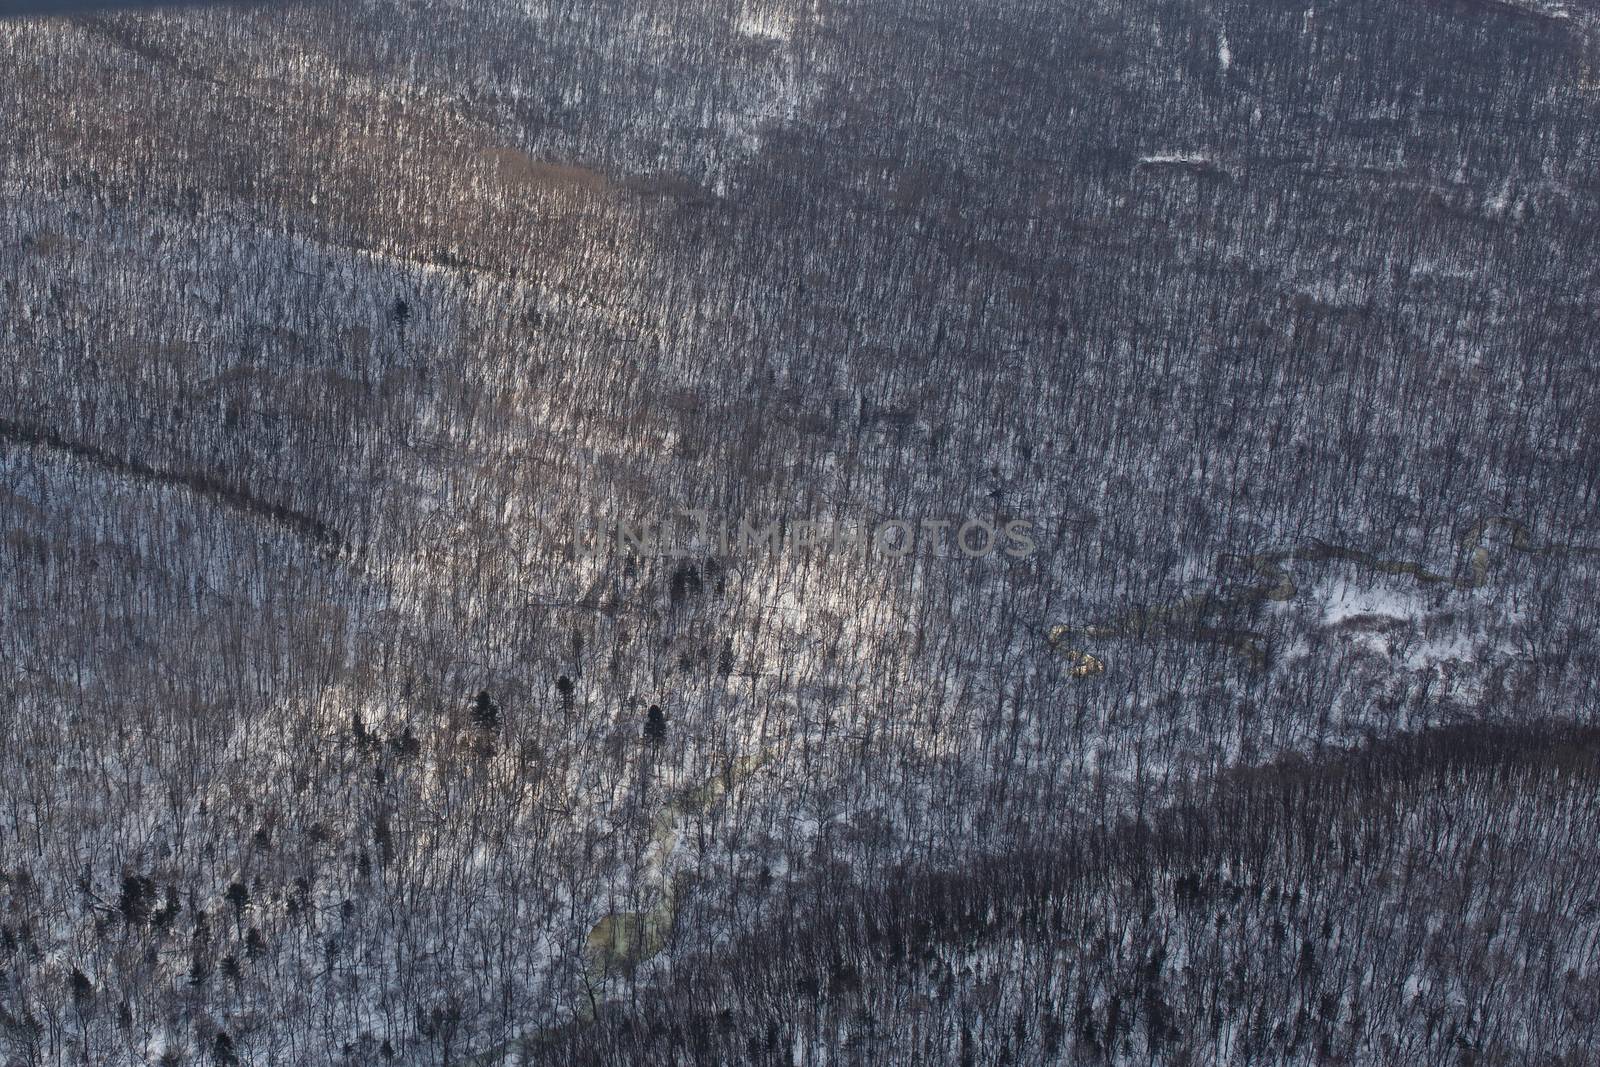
[549,722,1600,1065]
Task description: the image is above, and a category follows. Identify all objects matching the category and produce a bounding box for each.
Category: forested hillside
[1,0,1597,1062]
[545,723,1600,1065]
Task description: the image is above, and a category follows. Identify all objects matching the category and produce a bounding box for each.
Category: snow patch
[736,4,797,42]
[1319,581,1425,628]
[1140,153,1211,166]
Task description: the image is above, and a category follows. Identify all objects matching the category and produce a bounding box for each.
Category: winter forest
[2,0,1599,1062]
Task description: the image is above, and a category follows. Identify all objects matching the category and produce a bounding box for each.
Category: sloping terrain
[541,723,1600,1066]
[1,0,1599,1062]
